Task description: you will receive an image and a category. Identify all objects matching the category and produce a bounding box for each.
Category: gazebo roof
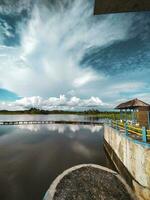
[94,0,150,15]
[115,98,150,110]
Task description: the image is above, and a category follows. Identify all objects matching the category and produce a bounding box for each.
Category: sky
[0,0,150,111]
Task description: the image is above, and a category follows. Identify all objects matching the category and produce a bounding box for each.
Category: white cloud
[102,81,145,97]
[73,69,100,87]
[112,82,145,91]
[131,93,150,104]
[0,0,136,99]
[83,96,104,106]
[1,1,148,109]
[67,96,80,107]
[0,95,106,110]
[15,96,43,108]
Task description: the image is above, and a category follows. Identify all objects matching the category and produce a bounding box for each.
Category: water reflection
[0,114,103,123]
[84,115,104,122]
[0,123,112,200]
[17,124,103,133]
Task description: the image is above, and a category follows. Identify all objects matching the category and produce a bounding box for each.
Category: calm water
[0,115,114,200]
[0,114,104,122]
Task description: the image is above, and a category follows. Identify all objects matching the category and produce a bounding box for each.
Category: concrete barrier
[104,125,150,200]
[43,164,136,200]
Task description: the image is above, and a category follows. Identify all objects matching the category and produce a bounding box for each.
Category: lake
[0,114,105,123]
[0,115,114,200]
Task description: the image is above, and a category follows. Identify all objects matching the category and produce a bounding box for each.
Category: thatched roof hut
[94,0,150,15]
[115,98,150,128]
[115,98,150,110]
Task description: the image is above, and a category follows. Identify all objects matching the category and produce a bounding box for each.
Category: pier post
[142,127,147,143]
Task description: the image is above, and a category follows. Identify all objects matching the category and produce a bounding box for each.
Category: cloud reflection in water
[17,123,103,133]
[0,123,107,200]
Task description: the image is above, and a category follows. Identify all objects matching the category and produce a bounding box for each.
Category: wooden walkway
[0,120,103,126]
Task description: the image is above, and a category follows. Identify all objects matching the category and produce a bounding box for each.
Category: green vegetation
[94,112,132,120]
[0,108,132,120]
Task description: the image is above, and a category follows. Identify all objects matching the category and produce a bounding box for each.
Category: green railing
[108,120,150,143]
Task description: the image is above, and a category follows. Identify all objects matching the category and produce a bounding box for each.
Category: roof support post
[147,111,150,129]
[120,109,122,121]
[132,109,135,124]
[125,109,127,122]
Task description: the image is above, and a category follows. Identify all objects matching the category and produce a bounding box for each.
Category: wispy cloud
[0,0,136,98]
[0,0,149,109]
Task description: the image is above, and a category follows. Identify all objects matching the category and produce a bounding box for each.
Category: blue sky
[0,0,150,110]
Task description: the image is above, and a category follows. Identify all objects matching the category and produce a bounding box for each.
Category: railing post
[116,120,119,130]
[125,122,128,136]
[142,127,147,143]
[111,120,113,128]
[107,118,109,125]
[109,119,112,127]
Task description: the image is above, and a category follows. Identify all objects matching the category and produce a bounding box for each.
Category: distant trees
[0,108,131,120]
[82,109,100,115]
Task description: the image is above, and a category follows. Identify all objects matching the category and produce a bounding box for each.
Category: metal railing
[107,120,150,143]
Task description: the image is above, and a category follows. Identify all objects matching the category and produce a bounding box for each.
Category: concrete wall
[137,111,150,128]
[104,125,150,200]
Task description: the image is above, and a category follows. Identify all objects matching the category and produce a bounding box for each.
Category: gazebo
[115,98,150,128]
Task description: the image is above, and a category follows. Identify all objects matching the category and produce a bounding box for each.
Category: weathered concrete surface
[104,125,150,200]
[44,164,136,200]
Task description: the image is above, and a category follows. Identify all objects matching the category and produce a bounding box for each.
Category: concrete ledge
[104,139,134,188]
[104,125,150,200]
[43,164,136,200]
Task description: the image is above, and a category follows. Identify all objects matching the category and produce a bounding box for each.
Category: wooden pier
[0,120,104,126]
